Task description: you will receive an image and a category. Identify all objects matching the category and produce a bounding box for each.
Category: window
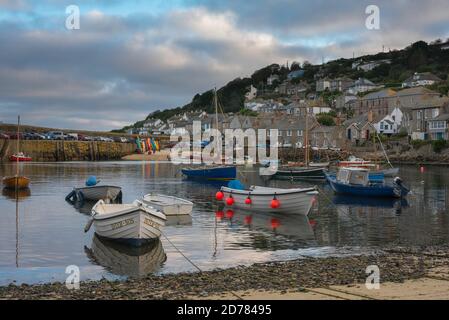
[278,131,282,136]
[380,123,384,130]
[297,130,303,136]
[287,130,292,137]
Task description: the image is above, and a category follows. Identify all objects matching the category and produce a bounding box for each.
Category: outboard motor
[393,177,403,186]
[85,176,99,187]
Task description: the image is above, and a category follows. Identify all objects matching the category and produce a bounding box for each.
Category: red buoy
[226,195,234,206]
[226,210,234,219]
[271,218,281,229]
[271,198,280,209]
[215,191,224,201]
[215,210,224,219]
[245,196,252,205]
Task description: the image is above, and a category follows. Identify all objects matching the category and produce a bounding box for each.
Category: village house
[427,114,449,140]
[372,107,403,136]
[245,85,258,101]
[402,72,442,88]
[352,59,391,72]
[352,88,397,117]
[316,78,331,92]
[335,93,358,110]
[266,74,280,86]
[402,96,449,140]
[310,126,345,149]
[347,78,380,95]
[343,112,377,145]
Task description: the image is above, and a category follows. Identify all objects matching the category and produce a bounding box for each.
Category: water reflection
[2,187,31,201]
[85,235,166,278]
[166,215,193,226]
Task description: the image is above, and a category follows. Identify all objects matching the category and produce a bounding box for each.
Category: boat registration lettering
[144,218,158,228]
[111,219,134,230]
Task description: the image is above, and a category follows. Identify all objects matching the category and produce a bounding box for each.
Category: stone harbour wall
[0,139,136,162]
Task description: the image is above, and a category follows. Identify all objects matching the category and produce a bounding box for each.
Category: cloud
[0,1,448,130]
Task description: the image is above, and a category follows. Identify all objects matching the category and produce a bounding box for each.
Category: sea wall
[0,139,135,162]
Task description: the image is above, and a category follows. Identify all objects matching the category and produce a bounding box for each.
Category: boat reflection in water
[218,208,316,241]
[332,195,409,214]
[85,235,166,278]
[166,214,193,227]
[2,187,31,201]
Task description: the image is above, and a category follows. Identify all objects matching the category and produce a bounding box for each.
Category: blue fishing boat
[181,165,237,181]
[325,167,409,198]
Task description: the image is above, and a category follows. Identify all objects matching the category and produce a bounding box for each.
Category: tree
[290,61,301,71]
[317,114,335,126]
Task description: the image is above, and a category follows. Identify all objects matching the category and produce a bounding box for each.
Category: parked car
[9,133,23,140]
[46,131,66,140]
[84,136,95,141]
[102,137,114,142]
[113,136,128,143]
[66,133,78,141]
[23,132,46,140]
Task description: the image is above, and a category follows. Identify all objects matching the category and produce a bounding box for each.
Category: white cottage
[373,107,403,135]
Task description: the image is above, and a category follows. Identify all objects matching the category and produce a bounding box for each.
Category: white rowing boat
[142,193,193,216]
[220,185,318,215]
[87,200,166,246]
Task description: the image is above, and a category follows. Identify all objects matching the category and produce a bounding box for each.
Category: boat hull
[220,186,318,215]
[93,208,166,246]
[142,194,193,216]
[182,166,236,180]
[75,186,122,202]
[9,155,32,162]
[2,176,30,189]
[326,174,408,198]
[272,167,326,180]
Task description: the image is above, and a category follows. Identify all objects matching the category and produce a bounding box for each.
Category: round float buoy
[270,195,280,209]
[215,191,224,201]
[271,218,281,229]
[226,195,234,206]
[226,210,234,219]
[215,211,224,220]
[245,196,252,205]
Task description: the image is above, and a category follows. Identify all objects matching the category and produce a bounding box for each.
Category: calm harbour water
[1,161,449,285]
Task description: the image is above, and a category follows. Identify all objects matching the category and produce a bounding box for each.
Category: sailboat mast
[214,88,219,131]
[305,107,309,166]
[16,116,20,176]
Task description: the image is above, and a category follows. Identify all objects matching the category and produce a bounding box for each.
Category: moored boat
[271,166,326,180]
[2,176,30,190]
[66,185,122,202]
[181,165,237,181]
[218,184,318,215]
[87,200,166,246]
[142,193,193,216]
[9,152,32,162]
[325,167,409,198]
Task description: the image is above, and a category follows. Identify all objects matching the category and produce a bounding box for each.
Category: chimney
[368,110,373,123]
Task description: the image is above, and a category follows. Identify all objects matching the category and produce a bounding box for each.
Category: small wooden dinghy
[9,152,32,162]
[66,185,122,202]
[142,193,193,216]
[87,200,166,246]
[3,176,30,190]
[218,184,318,215]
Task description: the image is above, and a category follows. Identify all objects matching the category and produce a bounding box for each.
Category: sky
[0,0,448,131]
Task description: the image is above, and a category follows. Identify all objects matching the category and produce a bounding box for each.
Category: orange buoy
[226,209,234,219]
[245,196,252,205]
[270,197,280,209]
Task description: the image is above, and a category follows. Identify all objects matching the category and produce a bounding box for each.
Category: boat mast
[304,107,309,167]
[16,115,20,177]
[214,88,219,131]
